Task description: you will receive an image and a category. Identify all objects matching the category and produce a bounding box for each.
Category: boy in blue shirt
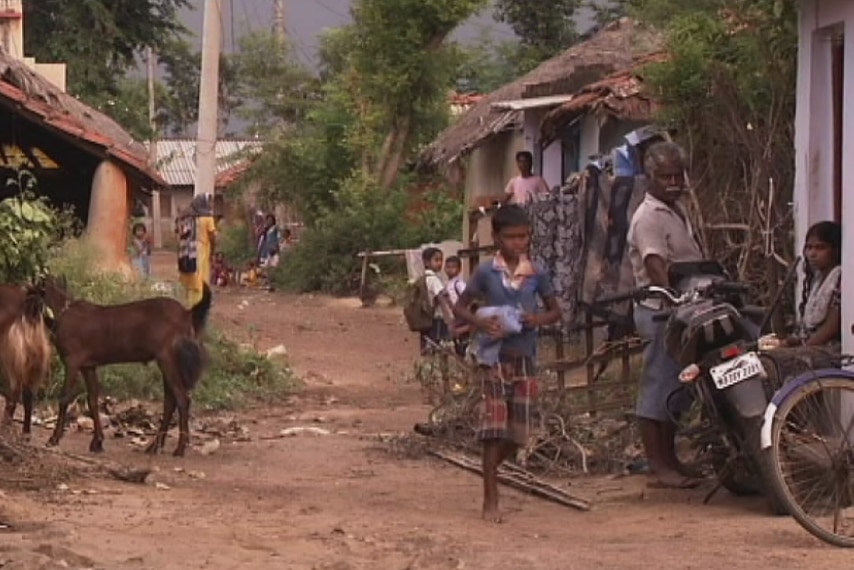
[454,205,562,522]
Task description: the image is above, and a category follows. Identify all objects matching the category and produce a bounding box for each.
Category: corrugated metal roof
[151,138,263,187]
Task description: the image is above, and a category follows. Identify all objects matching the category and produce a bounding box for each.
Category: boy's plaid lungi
[477,356,538,446]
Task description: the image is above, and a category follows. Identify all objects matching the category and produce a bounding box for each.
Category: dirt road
[1,262,851,569]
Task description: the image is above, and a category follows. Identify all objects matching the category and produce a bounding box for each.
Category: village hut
[0,46,163,271]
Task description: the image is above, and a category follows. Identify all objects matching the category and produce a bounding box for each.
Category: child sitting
[239,260,259,287]
[212,252,231,287]
[783,221,842,348]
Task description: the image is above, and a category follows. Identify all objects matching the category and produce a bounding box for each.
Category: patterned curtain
[525,188,583,329]
[578,170,647,339]
[522,164,648,340]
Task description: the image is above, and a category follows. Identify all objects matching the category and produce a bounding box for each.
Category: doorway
[831,30,843,223]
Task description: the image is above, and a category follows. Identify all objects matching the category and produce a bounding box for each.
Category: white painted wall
[795,0,854,355]
[542,140,562,188]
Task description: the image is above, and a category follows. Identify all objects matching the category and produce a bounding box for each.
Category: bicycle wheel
[766,375,854,547]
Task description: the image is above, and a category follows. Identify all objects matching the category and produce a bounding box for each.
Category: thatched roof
[540,52,667,145]
[418,18,662,171]
[0,47,163,185]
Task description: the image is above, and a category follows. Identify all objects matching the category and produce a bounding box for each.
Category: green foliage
[230,31,320,134]
[494,0,582,65]
[269,174,463,295]
[23,0,190,103]
[99,77,165,141]
[454,35,524,93]
[217,221,256,269]
[155,38,241,137]
[0,174,79,285]
[241,0,483,292]
[632,0,797,297]
[345,0,488,182]
[195,330,299,411]
[43,239,299,410]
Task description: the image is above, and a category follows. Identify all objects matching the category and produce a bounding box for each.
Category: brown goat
[42,278,212,456]
[0,285,52,436]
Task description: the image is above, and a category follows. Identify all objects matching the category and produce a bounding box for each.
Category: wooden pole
[146,47,163,248]
[193,0,222,200]
[273,0,286,41]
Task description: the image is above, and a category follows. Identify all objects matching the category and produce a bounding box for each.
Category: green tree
[23,0,190,103]
[633,0,797,307]
[156,38,241,137]
[345,0,488,189]
[100,78,159,140]
[239,1,484,294]
[493,0,582,71]
[453,32,520,93]
[230,31,320,135]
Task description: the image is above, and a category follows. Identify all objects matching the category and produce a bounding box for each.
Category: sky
[178,0,522,65]
[174,1,596,135]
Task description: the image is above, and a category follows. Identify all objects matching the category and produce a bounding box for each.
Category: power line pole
[146,46,163,248]
[273,0,286,42]
[193,0,222,199]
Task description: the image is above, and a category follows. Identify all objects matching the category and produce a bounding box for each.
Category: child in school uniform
[454,205,562,522]
[444,255,471,357]
[420,247,449,354]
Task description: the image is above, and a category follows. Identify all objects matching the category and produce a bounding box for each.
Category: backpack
[403,275,435,332]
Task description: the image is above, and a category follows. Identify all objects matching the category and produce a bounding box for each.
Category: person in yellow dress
[176,193,217,305]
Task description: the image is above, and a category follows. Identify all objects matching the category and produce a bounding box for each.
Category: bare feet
[646,469,702,489]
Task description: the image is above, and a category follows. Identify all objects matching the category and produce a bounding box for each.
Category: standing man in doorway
[503,151,550,205]
[627,141,705,489]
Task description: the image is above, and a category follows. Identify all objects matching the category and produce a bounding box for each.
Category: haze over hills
[173,0,595,135]
[179,0,518,64]
[179,1,597,60]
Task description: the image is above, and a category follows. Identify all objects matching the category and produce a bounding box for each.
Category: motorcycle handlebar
[596,286,685,307]
[596,280,750,309]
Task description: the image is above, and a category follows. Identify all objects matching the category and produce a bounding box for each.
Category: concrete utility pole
[273,0,286,42]
[146,47,163,248]
[193,0,222,199]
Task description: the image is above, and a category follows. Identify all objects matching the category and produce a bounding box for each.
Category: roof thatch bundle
[540,52,667,146]
[0,46,161,184]
[418,18,662,172]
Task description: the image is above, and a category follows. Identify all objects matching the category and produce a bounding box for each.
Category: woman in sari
[176,193,217,305]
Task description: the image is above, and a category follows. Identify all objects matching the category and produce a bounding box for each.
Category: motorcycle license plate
[709,352,765,390]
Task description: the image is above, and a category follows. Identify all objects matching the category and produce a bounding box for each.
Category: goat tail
[0,297,53,395]
[191,282,212,336]
[174,337,208,391]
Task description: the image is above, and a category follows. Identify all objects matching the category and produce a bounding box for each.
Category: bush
[0,188,79,284]
[218,220,257,269]
[42,239,300,411]
[269,174,463,295]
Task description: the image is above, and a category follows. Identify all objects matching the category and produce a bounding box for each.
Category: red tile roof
[0,49,165,186]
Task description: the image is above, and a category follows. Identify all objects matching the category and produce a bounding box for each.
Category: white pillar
[193,0,222,200]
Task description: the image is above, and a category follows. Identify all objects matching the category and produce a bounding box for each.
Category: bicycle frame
[760,367,854,450]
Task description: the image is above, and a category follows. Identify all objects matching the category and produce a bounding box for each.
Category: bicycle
[761,355,854,547]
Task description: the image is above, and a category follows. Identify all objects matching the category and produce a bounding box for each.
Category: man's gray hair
[643,141,687,176]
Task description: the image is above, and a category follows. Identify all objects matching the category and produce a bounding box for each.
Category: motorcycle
[635,260,788,514]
